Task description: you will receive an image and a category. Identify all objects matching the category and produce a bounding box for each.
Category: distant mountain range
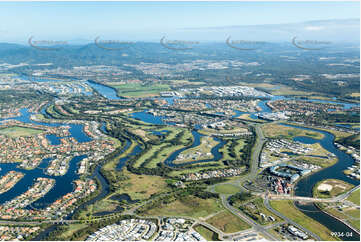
[0,19,359,45]
[0,19,358,68]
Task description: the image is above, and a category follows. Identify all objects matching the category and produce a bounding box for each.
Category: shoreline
[314,202,360,235]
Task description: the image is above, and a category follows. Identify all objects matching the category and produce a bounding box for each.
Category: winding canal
[2,79,358,240]
[281,123,360,240]
[0,108,92,209]
[89,81,360,239]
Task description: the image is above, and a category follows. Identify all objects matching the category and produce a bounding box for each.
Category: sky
[0,1,359,43]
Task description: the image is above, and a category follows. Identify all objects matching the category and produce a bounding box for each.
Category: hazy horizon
[0,1,359,44]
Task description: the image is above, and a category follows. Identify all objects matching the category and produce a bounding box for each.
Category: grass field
[134,128,193,168]
[237,82,316,97]
[288,142,338,168]
[199,127,249,136]
[145,144,186,168]
[133,143,169,168]
[313,179,354,199]
[347,189,360,205]
[194,225,219,241]
[110,83,170,97]
[54,223,88,240]
[0,126,44,137]
[294,156,337,168]
[88,198,119,214]
[219,138,246,161]
[262,123,324,140]
[214,184,240,194]
[343,208,360,229]
[308,143,332,156]
[285,122,354,142]
[205,210,251,233]
[115,169,169,200]
[270,200,337,241]
[143,196,223,219]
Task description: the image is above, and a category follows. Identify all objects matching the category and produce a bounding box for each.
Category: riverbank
[269,200,338,241]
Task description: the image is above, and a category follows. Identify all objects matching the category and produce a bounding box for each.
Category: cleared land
[262,123,324,140]
[214,184,240,194]
[294,156,337,168]
[237,82,316,96]
[142,196,223,219]
[110,83,170,97]
[0,126,44,137]
[290,143,337,168]
[313,179,354,199]
[205,210,251,233]
[114,169,169,200]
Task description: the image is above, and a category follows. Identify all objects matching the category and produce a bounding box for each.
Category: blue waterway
[0,108,92,208]
[130,110,176,126]
[280,123,360,240]
[0,155,87,209]
[2,108,92,143]
[45,134,62,145]
[306,99,359,110]
[131,111,165,125]
[116,141,142,171]
[87,80,123,100]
